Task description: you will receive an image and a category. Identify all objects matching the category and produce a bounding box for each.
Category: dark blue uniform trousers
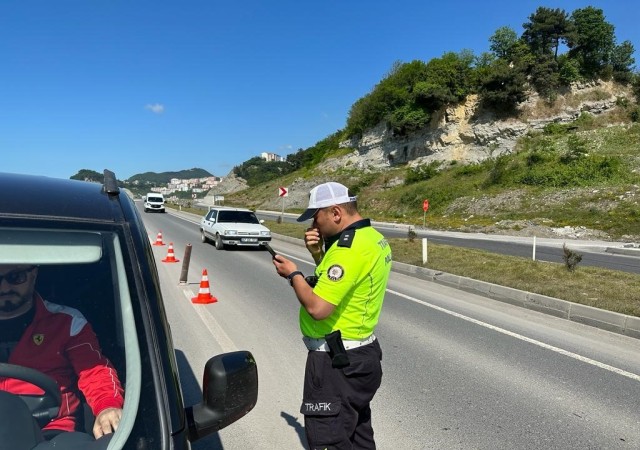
[301,339,383,450]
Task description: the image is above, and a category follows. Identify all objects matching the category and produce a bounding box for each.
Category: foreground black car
[0,171,258,449]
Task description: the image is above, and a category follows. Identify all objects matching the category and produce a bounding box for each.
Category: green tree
[489,26,519,59]
[567,6,615,78]
[610,40,636,83]
[521,7,573,98]
[345,60,428,137]
[302,130,346,167]
[233,157,295,186]
[471,52,496,89]
[522,7,572,59]
[388,105,430,135]
[286,148,308,171]
[71,169,103,182]
[479,60,528,113]
[285,130,346,170]
[530,54,560,101]
[345,55,476,138]
[509,39,536,72]
[415,51,474,109]
[557,54,581,84]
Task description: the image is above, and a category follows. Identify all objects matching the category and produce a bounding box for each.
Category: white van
[144,193,165,213]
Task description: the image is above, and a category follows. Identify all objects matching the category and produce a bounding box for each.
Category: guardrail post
[422,238,428,264]
[179,244,192,285]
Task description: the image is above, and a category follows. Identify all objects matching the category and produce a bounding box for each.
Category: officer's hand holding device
[264,244,277,259]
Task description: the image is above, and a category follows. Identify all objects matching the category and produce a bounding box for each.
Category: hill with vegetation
[229,6,637,184]
[71,168,213,186]
[125,168,213,184]
[223,116,640,241]
[215,6,640,242]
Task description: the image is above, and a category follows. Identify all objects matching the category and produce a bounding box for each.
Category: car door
[203,210,218,239]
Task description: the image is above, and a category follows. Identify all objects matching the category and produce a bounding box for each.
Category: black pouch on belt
[325,330,350,368]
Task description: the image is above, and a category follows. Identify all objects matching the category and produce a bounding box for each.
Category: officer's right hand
[304,227,323,255]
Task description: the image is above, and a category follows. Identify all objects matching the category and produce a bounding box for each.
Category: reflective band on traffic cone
[192,269,217,304]
[162,242,180,263]
[153,231,166,246]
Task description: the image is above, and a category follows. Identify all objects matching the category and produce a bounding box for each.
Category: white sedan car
[200,207,271,250]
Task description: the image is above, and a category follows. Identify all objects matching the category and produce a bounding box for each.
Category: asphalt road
[256,211,640,274]
[138,205,640,449]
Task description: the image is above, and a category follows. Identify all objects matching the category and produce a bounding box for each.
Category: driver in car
[0,264,124,440]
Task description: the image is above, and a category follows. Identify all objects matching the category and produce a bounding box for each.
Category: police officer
[272,182,392,450]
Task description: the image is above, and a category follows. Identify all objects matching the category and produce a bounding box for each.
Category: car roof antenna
[103,169,120,196]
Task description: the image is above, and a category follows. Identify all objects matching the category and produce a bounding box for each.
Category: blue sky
[1,1,638,180]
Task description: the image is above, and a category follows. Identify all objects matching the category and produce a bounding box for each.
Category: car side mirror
[185,351,258,442]
[259,219,264,224]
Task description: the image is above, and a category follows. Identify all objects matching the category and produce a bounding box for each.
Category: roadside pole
[422,238,428,264]
[179,244,192,285]
[422,199,429,228]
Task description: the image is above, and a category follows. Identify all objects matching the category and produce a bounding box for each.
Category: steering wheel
[0,363,61,428]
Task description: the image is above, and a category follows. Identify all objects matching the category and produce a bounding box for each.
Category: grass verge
[263,219,640,318]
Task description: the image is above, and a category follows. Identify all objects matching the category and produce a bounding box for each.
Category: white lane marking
[182,289,237,353]
[179,242,640,383]
[387,288,640,382]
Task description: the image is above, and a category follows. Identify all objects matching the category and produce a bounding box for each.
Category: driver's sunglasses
[0,266,36,286]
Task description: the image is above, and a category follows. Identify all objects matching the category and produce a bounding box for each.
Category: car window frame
[0,222,161,448]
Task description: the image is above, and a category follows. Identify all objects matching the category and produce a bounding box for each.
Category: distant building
[140,175,221,196]
[261,152,285,162]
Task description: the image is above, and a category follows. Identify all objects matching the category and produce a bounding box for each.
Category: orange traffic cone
[162,243,180,263]
[192,269,217,304]
[153,231,166,246]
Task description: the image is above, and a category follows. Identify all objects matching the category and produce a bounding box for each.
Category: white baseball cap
[297,182,357,222]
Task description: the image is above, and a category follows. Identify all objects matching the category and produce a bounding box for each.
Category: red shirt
[0,294,124,432]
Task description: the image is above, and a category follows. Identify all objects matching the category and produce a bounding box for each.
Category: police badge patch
[327,265,344,281]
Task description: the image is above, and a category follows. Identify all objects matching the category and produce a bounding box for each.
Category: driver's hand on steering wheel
[93,407,123,439]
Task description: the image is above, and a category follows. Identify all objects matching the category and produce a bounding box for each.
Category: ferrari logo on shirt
[32,334,44,345]
[327,265,344,281]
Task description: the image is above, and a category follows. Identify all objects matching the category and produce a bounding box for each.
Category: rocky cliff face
[335,80,630,172]
[201,171,248,205]
[208,171,249,194]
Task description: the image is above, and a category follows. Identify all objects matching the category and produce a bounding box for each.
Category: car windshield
[0,226,159,448]
[217,211,260,224]
[147,196,163,202]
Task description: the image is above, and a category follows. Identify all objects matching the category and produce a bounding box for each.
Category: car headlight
[260,231,270,236]
[225,230,237,236]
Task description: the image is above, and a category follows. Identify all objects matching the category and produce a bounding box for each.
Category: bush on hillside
[388,105,430,136]
[233,157,294,187]
[405,161,441,185]
[478,60,528,113]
